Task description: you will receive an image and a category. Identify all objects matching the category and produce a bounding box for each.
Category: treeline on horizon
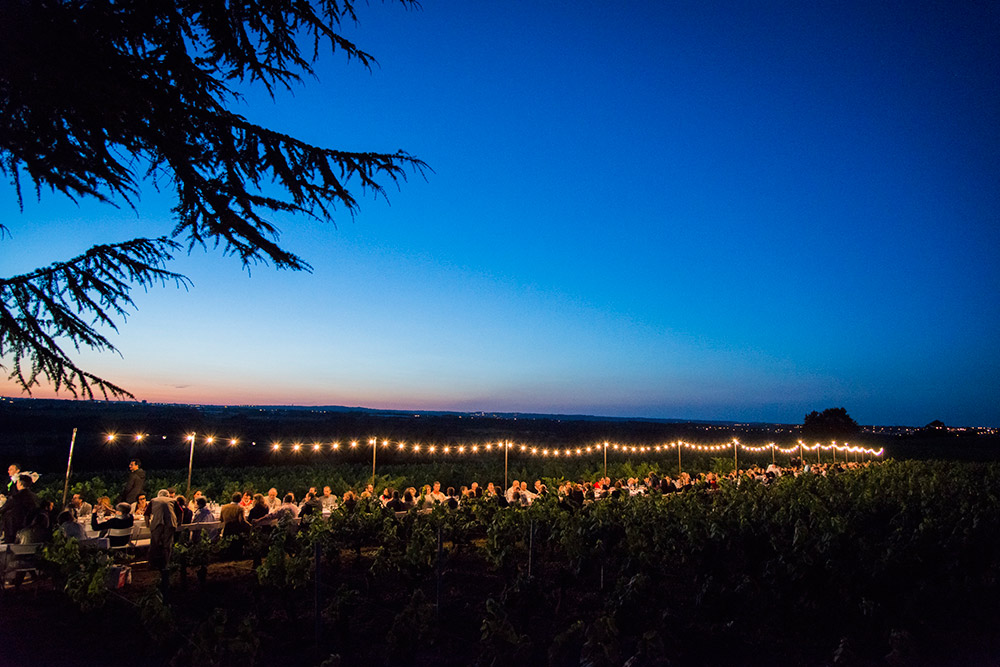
[1,399,995,473]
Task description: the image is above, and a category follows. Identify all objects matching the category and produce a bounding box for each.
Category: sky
[2,0,999,427]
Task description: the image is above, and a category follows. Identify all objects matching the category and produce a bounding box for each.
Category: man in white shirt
[429,481,447,504]
[319,486,338,512]
[518,481,536,505]
[264,488,280,511]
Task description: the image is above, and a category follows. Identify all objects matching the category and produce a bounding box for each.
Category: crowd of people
[1,454,878,592]
[2,457,879,547]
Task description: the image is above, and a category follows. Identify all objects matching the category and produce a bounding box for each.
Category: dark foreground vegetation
[5,459,1000,666]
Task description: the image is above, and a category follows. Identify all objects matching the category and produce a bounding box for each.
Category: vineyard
[9,459,1000,666]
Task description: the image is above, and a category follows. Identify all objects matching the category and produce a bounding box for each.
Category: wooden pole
[504,442,509,491]
[371,438,377,490]
[61,427,78,508]
[186,432,196,499]
[677,442,682,477]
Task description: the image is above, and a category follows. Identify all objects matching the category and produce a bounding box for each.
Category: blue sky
[3,0,999,426]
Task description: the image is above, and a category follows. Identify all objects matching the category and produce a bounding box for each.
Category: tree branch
[0,237,191,399]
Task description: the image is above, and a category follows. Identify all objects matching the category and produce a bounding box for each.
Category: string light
[99,431,886,459]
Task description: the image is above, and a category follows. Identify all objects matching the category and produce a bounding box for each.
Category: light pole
[603,441,609,480]
[733,439,739,476]
[504,441,510,491]
[61,428,78,507]
[185,432,196,499]
[677,441,682,477]
[370,438,377,490]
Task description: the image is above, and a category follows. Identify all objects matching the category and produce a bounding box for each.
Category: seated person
[187,490,206,513]
[220,492,251,536]
[93,495,116,517]
[264,488,280,512]
[188,497,218,542]
[298,490,323,518]
[64,492,93,519]
[399,489,416,511]
[131,494,149,518]
[386,490,404,513]
[91,503,135,548]
[253,493,299,526]
[57,510,89,541]
[16,511,51,545]
[191,496,214,523]
[239,491,254,510]
[319,486,338,512]
[246,494,269,524]
[174,496,194,525]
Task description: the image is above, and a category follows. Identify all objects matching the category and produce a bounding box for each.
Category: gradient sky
[3,0,999,426]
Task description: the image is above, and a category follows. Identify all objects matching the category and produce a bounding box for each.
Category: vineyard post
[61,427,78,507]
[185,432,196,499]
[504,441,509,491]
[314,540,322,658]
[528,519,534,578]
[436,524,443,615]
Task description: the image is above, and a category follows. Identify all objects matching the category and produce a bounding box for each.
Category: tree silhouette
[1,0,426,399]
[802,407,860,440]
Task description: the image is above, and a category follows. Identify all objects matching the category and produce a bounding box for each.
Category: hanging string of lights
[102,432,885,458]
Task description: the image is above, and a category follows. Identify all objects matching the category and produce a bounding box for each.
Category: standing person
[0,475,39,543]
[6,463,21,495]
[148,489,178,594]
[119,458,145,505]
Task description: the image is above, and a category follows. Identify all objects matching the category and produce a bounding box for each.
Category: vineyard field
[6,459,1000,666]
